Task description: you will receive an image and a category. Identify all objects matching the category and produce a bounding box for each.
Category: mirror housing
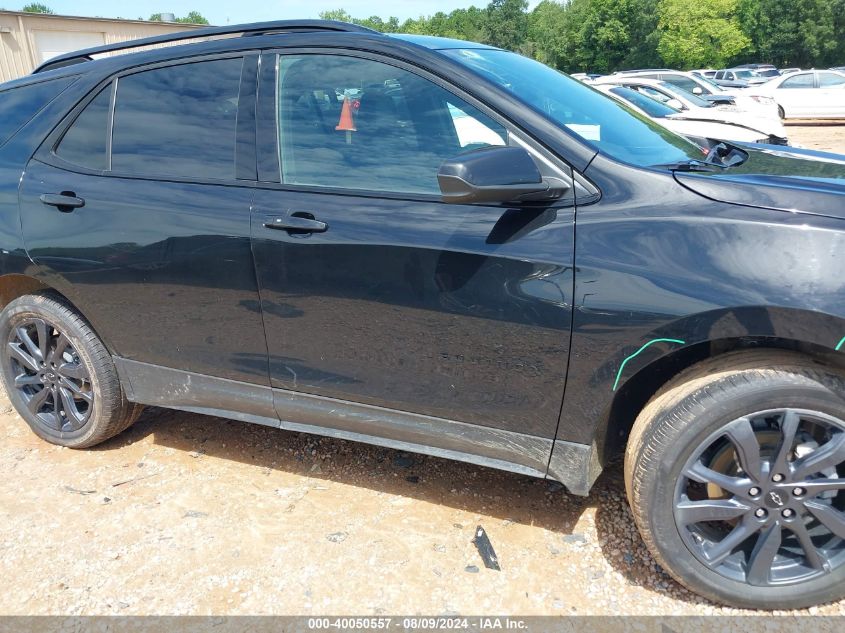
[438,146,563,205]
[692,86,703,95]
[666,98,685,110]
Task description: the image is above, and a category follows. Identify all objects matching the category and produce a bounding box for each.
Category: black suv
[2,20,845,610]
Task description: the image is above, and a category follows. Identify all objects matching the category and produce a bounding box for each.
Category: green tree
[485,0,528,51]
[656,0,749,68]
[22,2,53,13]
[148,11,209,25]
[737,0,837,67]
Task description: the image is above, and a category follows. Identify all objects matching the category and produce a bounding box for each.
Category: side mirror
[666,98,685,110]
[438,146,563,205]
[692,86,703,95]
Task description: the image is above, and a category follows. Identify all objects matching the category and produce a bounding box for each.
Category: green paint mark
[836,337,845,352]
[612,338,686,392]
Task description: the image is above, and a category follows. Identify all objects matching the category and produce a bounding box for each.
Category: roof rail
[33,20,379,74]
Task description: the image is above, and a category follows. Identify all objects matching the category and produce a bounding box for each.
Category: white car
[617,70,779,119]
[744,70,845,119]
[595,84,787,146]
[593,76,788,143]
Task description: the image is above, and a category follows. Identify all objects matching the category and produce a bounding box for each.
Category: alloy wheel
[674,408,845,587]
[6,318,93,433]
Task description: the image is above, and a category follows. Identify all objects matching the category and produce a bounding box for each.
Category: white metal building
[0,11,203,83]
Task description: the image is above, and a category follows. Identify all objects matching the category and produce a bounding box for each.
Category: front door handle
[40,193,85,211]
[263,214,328,234]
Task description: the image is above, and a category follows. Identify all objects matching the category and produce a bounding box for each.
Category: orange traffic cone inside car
[336,97,357,132]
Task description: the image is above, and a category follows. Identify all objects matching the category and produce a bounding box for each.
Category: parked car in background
[830,66,845,73]
[781,67,802,75]
[713,68,769,88]
[593,76,788,143]
[736,63,780,78]
[619,70,779,118]
[745,69,845,119]
[690,69,717,79]
[2,19,845,611]
[595,84,785,146]
[570,72,604,83]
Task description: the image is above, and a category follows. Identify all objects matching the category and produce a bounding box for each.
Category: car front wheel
[625,351,845,609]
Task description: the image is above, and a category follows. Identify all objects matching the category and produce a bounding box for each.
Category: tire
[625,351,845,609]
[777,105,785,119]
[0,293,141,448]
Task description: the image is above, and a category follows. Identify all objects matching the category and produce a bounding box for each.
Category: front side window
[111,58,243,180]
[780,73,814,89]
[276,54,506,195]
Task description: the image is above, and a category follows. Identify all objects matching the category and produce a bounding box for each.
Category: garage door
[33,31,105,63]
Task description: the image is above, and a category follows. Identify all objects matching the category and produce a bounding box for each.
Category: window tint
[780,73,814,89]
[112,58,243,180]
[818,72,845,88]
[55,84,111,170]
[0,77,75,147]
[662,75,699,93]
[276,55,506,194]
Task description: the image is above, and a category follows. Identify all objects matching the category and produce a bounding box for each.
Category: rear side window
[111,58,243,180]
[780,74,814,89]
[0,77,75,147]
[55,84,111,171]
[818,72,845,88]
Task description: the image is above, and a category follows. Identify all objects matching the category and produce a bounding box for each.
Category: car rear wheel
[0,293,141,448]
[625,351,845,609]
[777,105,785,119]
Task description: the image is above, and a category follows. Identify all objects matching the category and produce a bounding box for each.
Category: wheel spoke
[684,461,753,497]
[14,372,41,388]
[33,319,49,362]
[8,341,39,372]
[772,409,801,476]
[51,333,70,363]
[747,523,782,586]
[15,324,42,362]
[794,478,845,495]
[792,433,845,481]
[805,501,845,539]
[785,519,827,571]
[57,362,88,381]
[676,498,750,525]
[58,387,85,426]
[25,386,51,414]
[724,417,763,481]
[59,376,92,403]
[702,517,759,567]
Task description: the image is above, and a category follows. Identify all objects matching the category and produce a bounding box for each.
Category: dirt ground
[788,122,845,154]
[2,126,845,619]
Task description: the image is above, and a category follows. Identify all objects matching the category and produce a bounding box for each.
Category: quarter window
[111,58,243,180]
[0,76,75,147]
[55,84,111,171]
[276,54,506,195]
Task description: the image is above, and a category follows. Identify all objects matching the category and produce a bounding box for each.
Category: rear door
[19,55,269,387]
[815,72,845,117]
[250,51,576,444]
[774,72,815,117]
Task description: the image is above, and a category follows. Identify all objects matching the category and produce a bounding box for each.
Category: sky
[24,1,541,24]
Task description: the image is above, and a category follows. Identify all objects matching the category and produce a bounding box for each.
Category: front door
[251,52,575,439]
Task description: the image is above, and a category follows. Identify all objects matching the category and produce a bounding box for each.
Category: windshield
[696,74,724,91]
[442,48,703,167]
[734,70,759,80]
[608,87,679,118]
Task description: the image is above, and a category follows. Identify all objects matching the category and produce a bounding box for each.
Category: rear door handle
[263,214,328,233]
[40,193,85,211]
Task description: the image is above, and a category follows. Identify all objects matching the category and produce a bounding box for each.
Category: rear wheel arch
[0,274,117,355]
